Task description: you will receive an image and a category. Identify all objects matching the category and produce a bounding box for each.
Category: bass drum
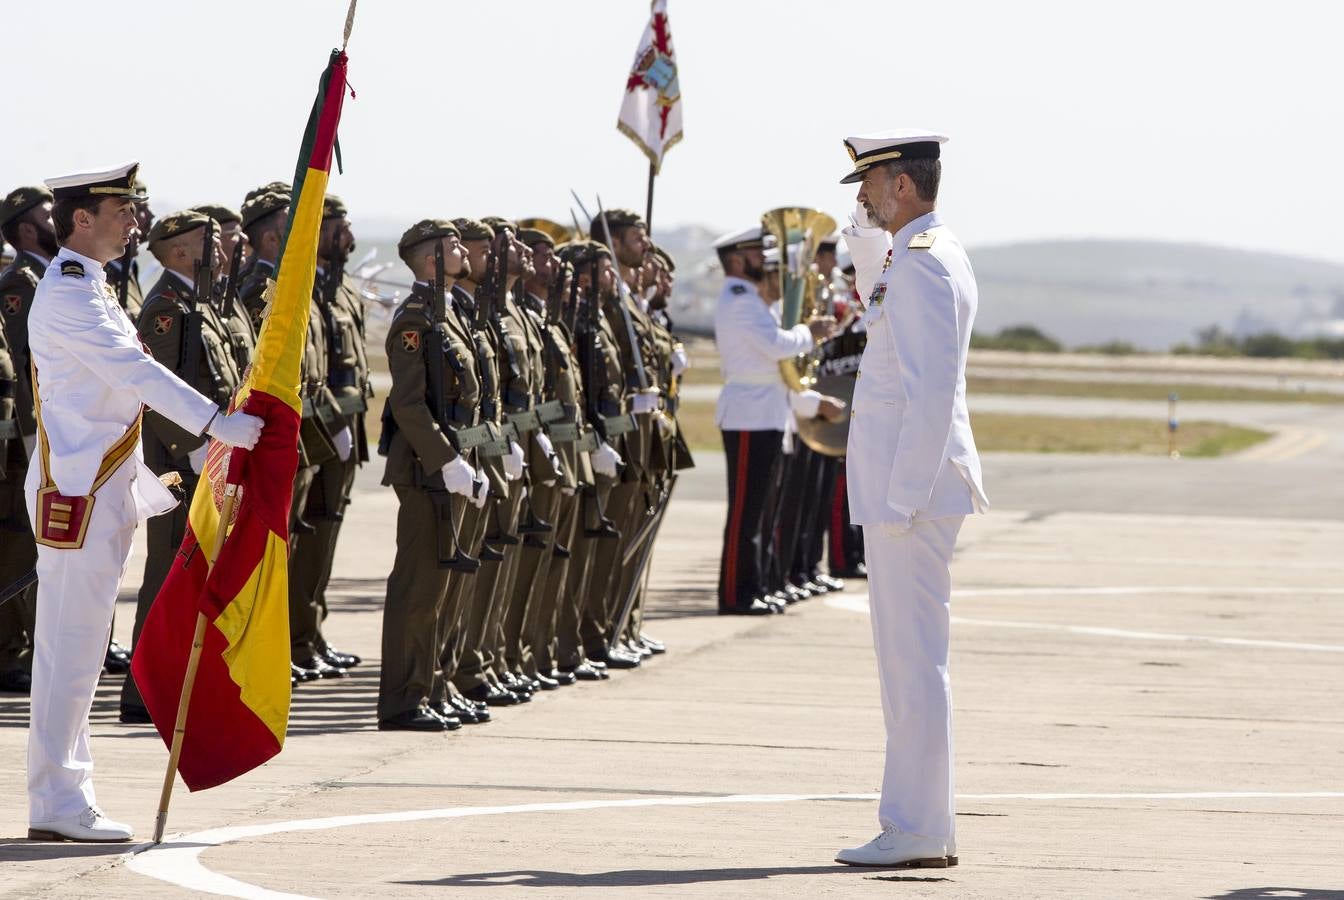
[795,322,866,458]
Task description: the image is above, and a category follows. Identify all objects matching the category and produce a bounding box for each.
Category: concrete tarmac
[2,452,1343,898]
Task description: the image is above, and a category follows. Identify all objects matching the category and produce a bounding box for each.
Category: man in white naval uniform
[832,132,989,868]
[712,227,836,615]
[24,162,262,842]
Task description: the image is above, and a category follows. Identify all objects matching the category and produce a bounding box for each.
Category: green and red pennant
[131,49,350,791]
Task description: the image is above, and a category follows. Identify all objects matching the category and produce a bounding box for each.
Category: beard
[37,228,59,259]
[743,259,765,282]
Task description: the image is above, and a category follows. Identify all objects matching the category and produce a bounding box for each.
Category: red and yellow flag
[131,49,350,792]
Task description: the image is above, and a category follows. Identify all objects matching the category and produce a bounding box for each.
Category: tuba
[760,207,849,457]
[517,217,575,246]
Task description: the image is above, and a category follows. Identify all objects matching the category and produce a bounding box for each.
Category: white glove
[533,431,561,486]
[332,425,353,462]
[632,388,660,415]
[590,440,621,478]
[207,410,263,450]
[187,444,209,474]
[534,431,555,458]
[670,345,689,376]
[503,440,525,481]
[850,201,878,230]
[789,389,822,419]
[440,456,477,498]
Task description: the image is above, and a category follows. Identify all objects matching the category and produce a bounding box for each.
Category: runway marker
[825,594,1344,653]
[125,790,1344,898]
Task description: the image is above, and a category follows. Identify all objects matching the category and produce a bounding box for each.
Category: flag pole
[645,161,656,231]
[152,482,240,844]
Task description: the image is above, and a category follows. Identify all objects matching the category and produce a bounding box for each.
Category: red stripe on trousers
[831,464,847,567]
[724,431,751,607]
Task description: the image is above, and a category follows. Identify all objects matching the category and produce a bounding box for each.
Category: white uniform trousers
[25,464,139,823]
[862,516,964,843]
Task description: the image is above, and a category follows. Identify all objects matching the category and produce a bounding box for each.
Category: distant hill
[351,229,1344,350]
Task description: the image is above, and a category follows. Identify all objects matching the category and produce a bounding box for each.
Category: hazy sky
[4,0,1341,261]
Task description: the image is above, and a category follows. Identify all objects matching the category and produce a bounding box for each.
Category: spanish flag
[131,49,350,791]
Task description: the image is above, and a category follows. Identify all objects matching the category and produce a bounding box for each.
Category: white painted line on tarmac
[125,790,1344,899]
[952,586,1344,599]
[825,594,1344,653]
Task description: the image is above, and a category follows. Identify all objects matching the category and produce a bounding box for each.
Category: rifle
[222,239,245,324]
[426,239,479,573]
[180,221,212,390]
[581,254,618,539]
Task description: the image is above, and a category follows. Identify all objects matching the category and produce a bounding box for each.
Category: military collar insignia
[3,294,19,315]
[401,330,421,353]
[907,231,937,250]
[729,283,747,295]
[154,314,174,334]
[60,260,84,278]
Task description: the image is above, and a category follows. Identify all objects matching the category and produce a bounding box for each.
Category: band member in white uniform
[832,132,989,868]
[23,162,262,842]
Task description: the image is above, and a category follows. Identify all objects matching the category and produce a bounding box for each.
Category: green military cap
[191,203,241,225]
[240,191,290,229]
[0,185,54,229]
[516,228,554,249]
[146,209,213,248]
[323,194,348,220]
[244,181,292,206]
[453,218,495,242]
[480,215,515,235]
[398,218,461,253]
[45,161,146,202]
[652,245,675,272]
[591,207,645,242]
[557,239,612,267]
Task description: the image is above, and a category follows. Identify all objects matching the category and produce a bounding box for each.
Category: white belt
[724,371,781,387]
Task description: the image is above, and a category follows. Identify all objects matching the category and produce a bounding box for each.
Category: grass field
[672,400,1269,458]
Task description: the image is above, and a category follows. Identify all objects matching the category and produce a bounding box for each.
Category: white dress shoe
[835,825,949,868]
[29,806,134,842]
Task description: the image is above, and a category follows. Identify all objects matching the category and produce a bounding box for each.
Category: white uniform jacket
[24,247,218,519]
[713,276,813,431]
[842,211,988,526]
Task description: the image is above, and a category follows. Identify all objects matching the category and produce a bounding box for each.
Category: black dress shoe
[591,647,640,669]
[292,662,320,683]
[0,670,31,693]
[719,598,775,616]
[103,645,131,675]
[295,656,347,679]
[378,709,446,732]
[800,580,826,596]
[118,704,152,724]
[321,646,362,668]
[532,672,560,691]
[549,668,577,686]
[426,701,463,730]
[561,662,606,681]
[464,683,523,707]
[625,639,653,659]
[449,696,487,724]
[815,574,845,592]
[638,633,666,654]
[782,584,808,604]
[831,562,867,579]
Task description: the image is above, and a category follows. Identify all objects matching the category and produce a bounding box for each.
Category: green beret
[556,240,612,267]
[191,203,241,225]
[453,218,494,242]
[480,216,515,235]
[323,194,348,220]
[0,186,53,230]
[652,245,675,272]
[147,209,213,248]
[244,182,292,206]
[240,191,290,230]
[398,218,461,253]
[516,228,554,249]
[591,207,645,242]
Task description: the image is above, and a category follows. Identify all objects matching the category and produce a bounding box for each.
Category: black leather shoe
[295,655,347,679]
[426,701,463,730]
[321,646,361,668]
[0,669,31,693]
[548,668,576,686]
[589,647,640,669]
[831,563,867,579]
[464,683,523,707]
[532,672,560,691]
[624,639,653,659]
[782,584,809,604]
[719,598,775,616]
[378,709,446,732]
[561,662,606,681]
[292,662,319,683]
[800,580,826,596]
[448,696,485,724]
[103,644,131,675]
[815,574,845,592]
[638,633,666,655]
[118,704,152,724]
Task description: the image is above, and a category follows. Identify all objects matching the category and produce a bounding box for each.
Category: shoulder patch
[729,283,747,295]
[3,294,20,316]
[61,260,85,278]
[400,330,421,353]
[907,231,937,250]
[153,314,175,335]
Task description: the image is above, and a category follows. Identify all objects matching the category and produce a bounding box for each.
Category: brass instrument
[760,207,850,456]
[517,217,575,246]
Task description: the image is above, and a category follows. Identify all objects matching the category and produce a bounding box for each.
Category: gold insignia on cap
[845,141,857,163]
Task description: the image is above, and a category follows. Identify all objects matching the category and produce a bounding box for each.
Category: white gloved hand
[187,444,209,474]
[851,202,878,230]
[533,431,561,486]
[632,388,660,415]
[440,456,477,498]
[332,425,353,462]
[789,389,822,419]
[590,440,621,478]
[207,410,264,450]
[503,440,525,481]
[534,431,555,458]
[670,345,689,376]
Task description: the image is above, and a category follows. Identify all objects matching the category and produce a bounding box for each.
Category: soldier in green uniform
[288,195,369,675]
[0,185,57,691]
[105,179,152,322]
[120,211,244,722]
[377,219,488,731]
[190,203,256,375]
[237,188,290,332]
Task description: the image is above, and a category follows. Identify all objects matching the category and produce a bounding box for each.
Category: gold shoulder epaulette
[907,231,937,250]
